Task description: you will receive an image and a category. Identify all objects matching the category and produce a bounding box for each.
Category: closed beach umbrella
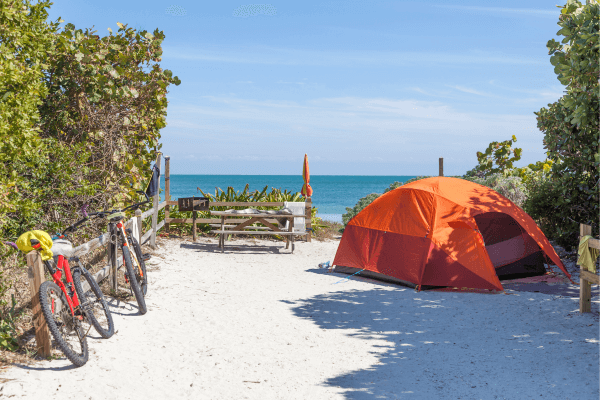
[301,154,313,197]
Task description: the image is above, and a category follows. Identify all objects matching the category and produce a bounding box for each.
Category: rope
[332,269,365,284]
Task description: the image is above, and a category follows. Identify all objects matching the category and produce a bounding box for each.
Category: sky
[46,1,568,175]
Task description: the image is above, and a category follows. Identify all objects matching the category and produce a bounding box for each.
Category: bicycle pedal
[142,253,151,261]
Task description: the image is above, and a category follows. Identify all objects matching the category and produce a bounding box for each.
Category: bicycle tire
[72,268,115,339]
[123,246,147,314]
[129,236,148,296]
[38,281,89,367]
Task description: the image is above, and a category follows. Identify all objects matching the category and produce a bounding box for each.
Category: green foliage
[535,0,599,245]
[464,136,523,178]
[521,174,566,246]
[37,21,181,210]
[467,173,529,208]
[0,0,59,226]
[0,270,19,351]
[512,159,554,185]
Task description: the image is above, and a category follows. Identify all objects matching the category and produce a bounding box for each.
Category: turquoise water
[159,175,418,223]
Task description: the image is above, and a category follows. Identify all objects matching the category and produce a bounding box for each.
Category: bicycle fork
[115,222,144,282]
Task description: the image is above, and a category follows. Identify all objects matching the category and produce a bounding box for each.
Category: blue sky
[48,1,566,175]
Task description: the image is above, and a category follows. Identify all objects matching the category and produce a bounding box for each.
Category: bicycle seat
[50,239,75,258]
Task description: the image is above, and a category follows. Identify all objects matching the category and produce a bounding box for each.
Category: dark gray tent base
[333,251,547,290]
[332,266,446,291]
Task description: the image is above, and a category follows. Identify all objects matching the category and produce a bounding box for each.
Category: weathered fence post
[165,156,170,234]
[26,251,51,358]
[135,208,142,245]
[306,197,312,242]
[151,152,162,249]
[580,223,593,313]
[439,158,444,177]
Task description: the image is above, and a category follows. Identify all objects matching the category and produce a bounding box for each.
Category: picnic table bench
[210,209,307,253]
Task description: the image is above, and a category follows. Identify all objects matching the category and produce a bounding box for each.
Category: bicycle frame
[109,220,144,281]
[43,256,83,318]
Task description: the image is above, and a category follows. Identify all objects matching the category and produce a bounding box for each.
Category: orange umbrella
[301,154,313,197]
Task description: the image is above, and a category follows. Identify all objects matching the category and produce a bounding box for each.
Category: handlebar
[60,191,151,237]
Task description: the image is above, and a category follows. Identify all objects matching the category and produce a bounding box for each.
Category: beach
[0,236,598,399]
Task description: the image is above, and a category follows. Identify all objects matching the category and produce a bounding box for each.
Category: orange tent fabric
[333,177,570,292]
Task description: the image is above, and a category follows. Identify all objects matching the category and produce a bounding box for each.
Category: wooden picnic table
[210,210,306,252]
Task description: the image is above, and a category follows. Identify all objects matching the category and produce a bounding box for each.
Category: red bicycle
[24,215,115,366]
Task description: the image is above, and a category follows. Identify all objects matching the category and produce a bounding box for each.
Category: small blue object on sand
[318,261,331,269]
[332,268,365,284]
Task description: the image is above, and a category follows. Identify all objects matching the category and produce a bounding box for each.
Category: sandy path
[1,237,598,399]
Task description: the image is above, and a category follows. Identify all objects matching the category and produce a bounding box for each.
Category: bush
[465,173,528,208]
[521,174,566,245]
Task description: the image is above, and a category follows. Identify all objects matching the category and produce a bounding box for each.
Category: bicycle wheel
[72,267,115,339]
[123,246,147,314]
[38,281,89,367]
[129,236,148,296]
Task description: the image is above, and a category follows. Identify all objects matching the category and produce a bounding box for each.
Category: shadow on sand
[288,272,599,399]
[180,241,291,254]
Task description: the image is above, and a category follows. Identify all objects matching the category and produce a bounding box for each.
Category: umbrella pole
[306,197,312,242]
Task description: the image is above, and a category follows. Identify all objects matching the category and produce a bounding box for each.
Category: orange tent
[333,177,570,292]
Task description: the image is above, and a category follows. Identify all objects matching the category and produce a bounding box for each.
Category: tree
[535,0,599,244]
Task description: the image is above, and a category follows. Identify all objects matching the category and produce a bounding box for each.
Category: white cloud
[445,85,493,97]
[162,46,541,67]
[433,5,558,17]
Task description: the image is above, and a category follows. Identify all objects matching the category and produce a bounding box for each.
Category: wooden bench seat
[210,230,295,235]
[208,224,273,230]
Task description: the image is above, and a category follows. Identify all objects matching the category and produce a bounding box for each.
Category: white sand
[1,236,599,399]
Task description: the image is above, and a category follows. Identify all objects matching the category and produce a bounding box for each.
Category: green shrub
[466,173,528,208]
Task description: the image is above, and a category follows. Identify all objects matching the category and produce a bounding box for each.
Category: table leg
[220,216,225,251]
[286,216,294,250]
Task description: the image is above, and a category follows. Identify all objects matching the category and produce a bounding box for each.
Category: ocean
[159,175,418,223]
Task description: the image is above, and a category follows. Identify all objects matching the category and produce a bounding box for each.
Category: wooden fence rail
[25,153,166,357]
[579,223,600,313]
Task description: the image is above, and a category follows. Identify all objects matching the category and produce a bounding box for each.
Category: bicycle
[82,191,151,314]
[21,222,115,366]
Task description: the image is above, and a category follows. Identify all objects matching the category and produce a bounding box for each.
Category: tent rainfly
[333,177,570,292]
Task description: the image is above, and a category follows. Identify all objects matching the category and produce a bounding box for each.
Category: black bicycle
[81,191,151,314]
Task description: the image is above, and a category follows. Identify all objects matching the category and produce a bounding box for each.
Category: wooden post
[579,223,593,313]
[439,158,444,177]
[192,210,197,242]
[165,156,170,234]
[135,208,142,245]
[151,153,162,249]
[306,197,312,242]
[26,251,51,358]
